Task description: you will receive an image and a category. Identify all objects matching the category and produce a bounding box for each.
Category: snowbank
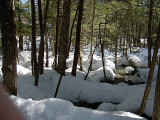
[126,66,158,83]
[17,65,31,76]
[11,96,146,120]
[89,67,115,82]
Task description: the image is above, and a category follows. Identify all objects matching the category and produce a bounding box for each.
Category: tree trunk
[68,5,79,58]
[45,32,49,67]
[99,23,107,81]
[115,37,118,65]
[128,25,132,54]
[0,0,18,95]
[17,0,23,51]
[31,0,39,86]
[71,0,84,77]
[78,49,83,71]
[88,0,96,59]
[54,0,60,70]
[19,35,23,51]
[125,34,128,57]
[137,21,160,116]
[84,45,98,80]
[152,57,160,120]
[137,26,141,47]
[38,0,50,74]
[37,0,44,74]
[123,34,126,57]
[58,0,71,75]
[120,38,122,49]
[147,0,153,68]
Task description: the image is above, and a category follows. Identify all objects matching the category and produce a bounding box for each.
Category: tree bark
[17,0,23,51]
[152,57,160,120]
[137,21,160,116]
[37,0,44,74]
[31,0,39,86]
[19,35,23,51]
[0,0,18,95]
[84,45,98,80]
[38,0,50,74]
[71,0,84,77]
[123,35,126,57]
[115,37,118,65]
[45,32,49,67]
[147,0,153,68]
[58,0,71,75]
[68,5,79,58]
[88,0,96,59]
[54,0,60,71]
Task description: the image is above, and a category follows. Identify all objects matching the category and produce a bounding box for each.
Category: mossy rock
[128,59,138,75]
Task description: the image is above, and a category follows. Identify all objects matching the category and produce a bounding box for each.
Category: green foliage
[14,0,160,46]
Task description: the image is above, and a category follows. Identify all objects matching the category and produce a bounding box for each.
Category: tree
[37,0,44,74]
[17,0,24,51]
[88,0,96,60]
[0,0,18,95]
[71,0,85,76]
[138,20,160,116]
[58,0,71,75]
[147,0,153,68]
[68,4,79,58]
[54,0,60,71]
[31,0,39,86]
[152,57,160,120]
[45,31,49,67]
[38,0,50,74]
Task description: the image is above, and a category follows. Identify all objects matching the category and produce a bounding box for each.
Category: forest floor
[0,43,158,120]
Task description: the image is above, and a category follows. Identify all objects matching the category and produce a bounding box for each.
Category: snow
[126,66,158,83]
[17,65,31,76]
[88,67,115,82]
[1,45,159,120]
[11,96,146,120]
[15,67,154,118]
[128,48,151,67]
[125,66,134,74]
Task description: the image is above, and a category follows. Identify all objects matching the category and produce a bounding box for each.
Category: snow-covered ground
[0,45,158,120]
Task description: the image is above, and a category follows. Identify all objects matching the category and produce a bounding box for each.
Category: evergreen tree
[0,0,18,95]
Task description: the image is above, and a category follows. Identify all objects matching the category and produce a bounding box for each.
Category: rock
[97,103,116,111]
[125,66,134,74]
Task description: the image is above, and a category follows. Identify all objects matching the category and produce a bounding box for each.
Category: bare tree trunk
[78,50,83,71]
[115,38,118,65]
[125,34,128,57]
[88,0,96,59]
[99,23,107,81]
[58,0,71,75]
[54,0,60,70]
[84,45,98,80]
[123,34,126,57]
[37,0,44,74]
[120,38,122,49]
[152,57,160,120]
[54,75,63,98]
[0,0,18,95]
[147,0,153,68]
[45,32,49,67]
[137,26,141,47]
[71,0,84,77]
[31,0,39,86]
[137,21,160,116]
[38,0,50,74]
[67,5,79,58]
[17,0,23,51]
[19,36,23,51]
[128,25,132,54]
